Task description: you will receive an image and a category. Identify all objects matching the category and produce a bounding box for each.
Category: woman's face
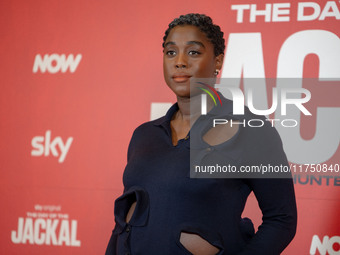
[163,25,223,98]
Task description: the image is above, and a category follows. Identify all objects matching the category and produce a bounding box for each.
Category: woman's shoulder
[132,103,178,135]
[133,115,168,133]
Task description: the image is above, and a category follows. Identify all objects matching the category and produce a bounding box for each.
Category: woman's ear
[215,54,224,71]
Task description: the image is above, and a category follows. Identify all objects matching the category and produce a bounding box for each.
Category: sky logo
[31,130,73,163]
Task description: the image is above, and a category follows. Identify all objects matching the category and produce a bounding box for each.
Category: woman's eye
[166,51,176,56]
[188,51,201,56]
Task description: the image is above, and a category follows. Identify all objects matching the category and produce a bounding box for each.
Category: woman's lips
[172,75,192,83]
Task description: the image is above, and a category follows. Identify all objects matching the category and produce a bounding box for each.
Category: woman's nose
[175,53,187,69]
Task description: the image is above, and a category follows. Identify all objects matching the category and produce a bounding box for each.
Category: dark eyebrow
[187,41,205,48]
[164,41,205,48]
[164,41,176,48]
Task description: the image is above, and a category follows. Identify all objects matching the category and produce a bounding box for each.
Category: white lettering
[31,130,73,163]
[34,219,46,245]
[310,235,340,255]
[297,2,321,21]
[71,220,81,246]
[45,219,58,245]
[213,119,228,127]
[231,4,250,23]
[247,119,264,127]
[248,88,278,115]
[319,1,340,20]
[11,217,80,246]
[31,136,44,156]
[281,119,298,128]
[272,3,290,22]
[33,54,82,73]
[58,220,70,246]
[298,1,340,21]
[231,3,291,23]
[22,218,34,244]
[250,4,272,23]
[204,87,311,116]
[11,217,24,244]
[281,88,312,116]
[221,33,269,113]
[277,30,340,164]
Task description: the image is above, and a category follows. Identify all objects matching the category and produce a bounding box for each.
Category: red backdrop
[1,0,339,254]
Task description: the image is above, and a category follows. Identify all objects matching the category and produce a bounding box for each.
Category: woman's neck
[175,94,214,124]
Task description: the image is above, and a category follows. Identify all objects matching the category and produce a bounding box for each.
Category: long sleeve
[239,178,297,255]
[239,119,297,254]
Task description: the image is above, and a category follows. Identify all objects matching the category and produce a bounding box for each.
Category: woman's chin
[167,86,190,98]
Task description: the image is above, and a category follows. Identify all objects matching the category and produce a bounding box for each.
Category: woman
[106,14,297,255]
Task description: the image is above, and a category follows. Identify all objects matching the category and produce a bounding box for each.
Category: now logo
[31,130,73,163]
[310,235,340,255]
[33,54,82,73]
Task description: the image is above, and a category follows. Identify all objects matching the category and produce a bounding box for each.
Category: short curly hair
[162,13,225,56]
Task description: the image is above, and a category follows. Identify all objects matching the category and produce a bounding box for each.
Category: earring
[214,69,220,76]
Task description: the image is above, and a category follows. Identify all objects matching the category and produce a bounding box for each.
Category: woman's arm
[239,123,297,254]
[240,177,297,255]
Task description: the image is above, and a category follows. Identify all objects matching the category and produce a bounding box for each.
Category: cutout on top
[202,121,239,146]
[180,232,220,255]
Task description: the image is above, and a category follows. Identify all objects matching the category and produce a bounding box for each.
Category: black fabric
[106,96,297,255]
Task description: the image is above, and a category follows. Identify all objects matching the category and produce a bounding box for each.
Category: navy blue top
[106,97,297,255]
